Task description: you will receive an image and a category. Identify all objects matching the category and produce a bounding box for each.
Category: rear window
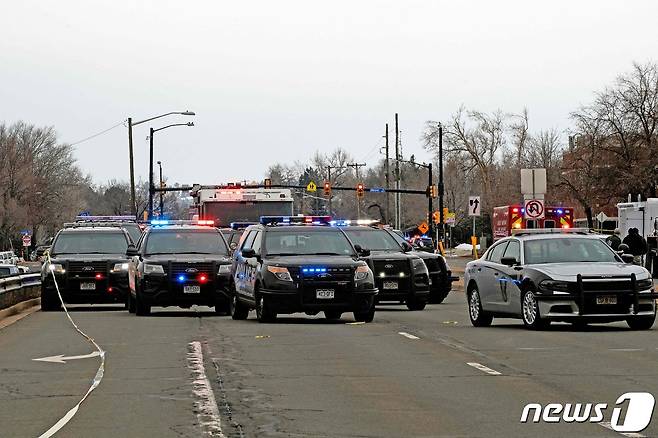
[52,232,129,255]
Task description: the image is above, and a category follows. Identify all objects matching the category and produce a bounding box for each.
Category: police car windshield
[265,230,354,256]
[122,224,142,244]
[343,228,402,251]
[52,232,128,254]
[145,230,228,255]
[523,238,620,265]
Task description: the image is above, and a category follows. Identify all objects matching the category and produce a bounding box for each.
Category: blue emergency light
[302,267,328,275]
[230,222,257,230]
[177,274,186,283]
[151,220,170,226]
[259,216,332,225]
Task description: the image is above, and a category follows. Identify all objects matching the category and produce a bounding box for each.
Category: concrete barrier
[0,273,41,311]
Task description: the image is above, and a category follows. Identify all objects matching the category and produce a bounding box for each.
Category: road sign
[520,168,547,195]
[445,212,456,224]
[306,181,317,192]
[468,196,481,217]
[22,235,31,247]
[524,199,545,219]
[418,221,429,234]
[596,212,609,223]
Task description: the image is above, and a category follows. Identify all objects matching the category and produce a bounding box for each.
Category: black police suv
[41,225,133,310]
[231,216,378,323]
[388,229,457,304]
[127,221,233,316]
[72,215,143,245]
[341,226,431,310]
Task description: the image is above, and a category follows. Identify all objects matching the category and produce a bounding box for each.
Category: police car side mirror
[126,245,138,257]
[401,241,413,252]
[500,256,518,267]
[241,248,256,258]
[230,242,238,251]
[354,245,371,257]
[621,253,635,264]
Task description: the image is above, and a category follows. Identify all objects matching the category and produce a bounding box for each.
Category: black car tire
[626,314,656,330]
[135,292,151,316]
[430,289,450,304]
[230,294,249,320]
[468,286,493,327]
[128,292,136,314]
[521,289,550,330]
[214,298,231,316]
[353,300,375,323]
[324,310,342,320]
[256,295,276,323]
[40,289,61,312]
[406,296,427,311]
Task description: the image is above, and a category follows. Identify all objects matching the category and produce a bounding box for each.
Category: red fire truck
[492,205,575,240]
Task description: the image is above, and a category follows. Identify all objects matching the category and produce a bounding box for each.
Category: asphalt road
[1,276,657,437]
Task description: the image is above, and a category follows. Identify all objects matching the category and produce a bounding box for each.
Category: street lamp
[128,110,194,218]
[148,122,194,219]
[157,161,164,218]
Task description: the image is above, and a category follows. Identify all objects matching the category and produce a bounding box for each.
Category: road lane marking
[609,348,643,352]
[187,341,225,437]
[517,347,559,351]
[599,421,646,437]
[398,331,420,340]
[467,362,502,376]
[33,351,101,364]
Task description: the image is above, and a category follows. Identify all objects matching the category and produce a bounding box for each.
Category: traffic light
[264,178,272,189]
[443,207,449,219]
[323,181,331,196]
[432,211,440,224]
[356,183,365,198]
[427,184,438,198]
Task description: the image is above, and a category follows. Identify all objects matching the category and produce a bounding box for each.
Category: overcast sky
[2,1,657,186]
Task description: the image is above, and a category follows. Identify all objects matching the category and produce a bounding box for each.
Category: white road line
[599,421,646,437]
[187,341,225,437]
[467,362,502,376]
[398,331,420,340]
[609,348,643,352]
[517,347,559,351]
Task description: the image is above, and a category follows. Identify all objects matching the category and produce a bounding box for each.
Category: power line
[69,120,126,146]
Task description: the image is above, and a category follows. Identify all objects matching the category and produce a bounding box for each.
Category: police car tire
[256,295,276,323]
[135,292,151,316]
[128,293,136,314]
[521,289,549,330]
[353,300,375,323]
[626,314,656,330]
[406,296,427,311]
[324,310,342,320]
[230,295,249,320]
[468,286,492,327]
[430,289,449,304]
[40,289,60,311]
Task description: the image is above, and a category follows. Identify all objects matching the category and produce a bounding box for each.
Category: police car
[41,224,133,310]
[127,220,233,316]
[73,215,143,244]
[338,223,430,310]
[231,216,378,323]
[221,222,256,252]
[464,229,658,330]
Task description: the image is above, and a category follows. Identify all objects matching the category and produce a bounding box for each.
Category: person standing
[622,228,648,265]
[606,229,622,251]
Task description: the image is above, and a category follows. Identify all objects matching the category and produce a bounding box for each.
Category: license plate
[80,282,96,291]
[383,281,399,290]
[596,295,617,305]
[316,289,335,299]
[184,285,201,294]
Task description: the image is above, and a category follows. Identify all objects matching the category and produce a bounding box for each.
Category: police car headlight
[637,278,653,291]
[411,258,428,273]
[48,263,65,274]
[143,264,164,274]
[112,263,129,272]
[267,266,292,282]
[354,265,371,281]
[539,279,570,293]
[218,265,231,275]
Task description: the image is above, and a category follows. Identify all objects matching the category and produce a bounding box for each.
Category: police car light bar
[510,228,592,236]
[259,216,332,226]
[75,215,136,222]
[230,222,257,230]
[329,219,380,226]
[150,219,216,226]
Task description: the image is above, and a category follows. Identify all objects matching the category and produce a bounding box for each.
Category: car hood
[143,254,231,264]
[366,251,414,261]
[529,262,649,280]
[265,255,359,266]
[50,253,129,262]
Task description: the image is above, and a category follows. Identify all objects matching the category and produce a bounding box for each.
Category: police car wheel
[430,290,449,304]
[324,310,342,320]
[353,300,375,323]
[40,289,61,312]
[230,294,249,320]
[521,289,549,330]
[406,296,427,311]
[127,293,136,314]
[468,286,492,327]
[135,292,151,316]
[214,299,231,316]
[626,313,656,330]
[256,296,276,323]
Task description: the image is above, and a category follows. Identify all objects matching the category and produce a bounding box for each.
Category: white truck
[190,186,294,226]
[617,198,658,240]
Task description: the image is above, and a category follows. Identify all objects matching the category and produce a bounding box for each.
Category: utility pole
[326,165,332,216]
[127,118,137,217]
[157,161,164,218]
[395,113,400,229]
[384,123,390,225]
[438,123,445,247]
[428,162,433,239]
[149,128,155,220]
[348,162,366,219]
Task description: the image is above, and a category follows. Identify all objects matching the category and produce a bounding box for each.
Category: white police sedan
[464,229,658,330]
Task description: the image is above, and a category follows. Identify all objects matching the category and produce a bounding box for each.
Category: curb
[0,298,41,330]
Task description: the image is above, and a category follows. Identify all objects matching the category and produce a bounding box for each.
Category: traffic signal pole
[428,162,433,239]
[438,123,445,247]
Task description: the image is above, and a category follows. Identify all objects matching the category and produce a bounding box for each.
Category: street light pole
[157,161,164,218]
[128,110,194,219]
[438,123,445,247]
[148,122,194,220]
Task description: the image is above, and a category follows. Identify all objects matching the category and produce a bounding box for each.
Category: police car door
[478,241,509,311]
[235,231,257,300]
[495,239,523,315]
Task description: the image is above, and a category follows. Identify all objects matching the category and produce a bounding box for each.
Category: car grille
[67,261,108,275]
[291,266,353,282]
[170,262,215,277]
[579,280,633,293]
[372,259,409,276]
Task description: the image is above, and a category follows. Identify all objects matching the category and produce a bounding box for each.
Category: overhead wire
[69,120,126,146]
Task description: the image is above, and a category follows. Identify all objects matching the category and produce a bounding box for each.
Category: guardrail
[0,273,41,311]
